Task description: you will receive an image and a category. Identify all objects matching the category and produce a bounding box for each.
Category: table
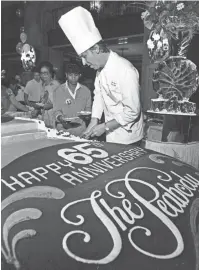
[1,118,199,270]
[145,139,199,169]
[145,111,199,169]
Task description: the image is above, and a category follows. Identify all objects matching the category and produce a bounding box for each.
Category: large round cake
[1,141,199,270]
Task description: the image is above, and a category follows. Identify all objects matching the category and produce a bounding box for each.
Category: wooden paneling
[48,13,143,47]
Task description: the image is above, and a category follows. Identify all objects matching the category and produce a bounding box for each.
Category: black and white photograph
[1,1,199,269]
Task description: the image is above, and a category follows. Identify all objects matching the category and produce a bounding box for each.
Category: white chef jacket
[92,51,144,144]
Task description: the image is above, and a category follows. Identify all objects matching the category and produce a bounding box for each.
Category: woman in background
[36,61,60,127]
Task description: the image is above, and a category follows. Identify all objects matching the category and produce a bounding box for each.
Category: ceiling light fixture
[90,1,103,13]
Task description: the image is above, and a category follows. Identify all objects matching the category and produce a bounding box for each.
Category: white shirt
[65,81,81,99]
[15,85,25,102]
[92,51,144,144]
[24,79,43,102]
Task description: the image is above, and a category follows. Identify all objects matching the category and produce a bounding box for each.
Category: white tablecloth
[145,140,199,169]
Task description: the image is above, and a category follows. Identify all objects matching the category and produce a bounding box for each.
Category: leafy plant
[142,1,199,39]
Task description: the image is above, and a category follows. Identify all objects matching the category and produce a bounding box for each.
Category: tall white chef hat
[58,6,102,55]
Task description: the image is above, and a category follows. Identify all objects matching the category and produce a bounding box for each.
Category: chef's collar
[100,50,115,73]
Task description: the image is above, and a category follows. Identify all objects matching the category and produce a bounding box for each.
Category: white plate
[77,111,91,116]
[36,103,44,107]
[62,116,80,122]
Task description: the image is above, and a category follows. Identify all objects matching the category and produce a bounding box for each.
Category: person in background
[1,71,32,114]
[81,77,94,98]
[54,63,92,136]
[58,7,143,145]
[36,61,60,127]
[24,67,43,108]
[10,74,26,105]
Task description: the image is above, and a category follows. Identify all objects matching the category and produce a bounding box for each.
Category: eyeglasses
[40,72,49,76]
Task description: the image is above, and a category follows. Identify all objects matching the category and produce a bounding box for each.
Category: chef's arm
[88,87,103,130]
[114,67,141,130]
[82,79,103,137]
[89,117,99,126]
[105,119,121,131]
[91,80,104,121]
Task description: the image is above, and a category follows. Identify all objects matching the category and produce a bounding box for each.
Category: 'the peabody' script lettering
[61,167,199,265]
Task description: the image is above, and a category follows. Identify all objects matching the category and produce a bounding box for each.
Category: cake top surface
[1,141,199,270]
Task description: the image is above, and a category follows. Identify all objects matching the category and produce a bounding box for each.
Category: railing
[91,1,145,18]
[51,1,145,29]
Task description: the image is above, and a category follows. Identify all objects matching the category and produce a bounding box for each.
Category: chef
[58,6,144,145]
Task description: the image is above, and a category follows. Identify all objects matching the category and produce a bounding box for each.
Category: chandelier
[90,1,103,13]
[15,3,36,71]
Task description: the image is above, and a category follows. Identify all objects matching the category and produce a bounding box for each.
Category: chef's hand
[89,123,106,138]
[81,118,98,139]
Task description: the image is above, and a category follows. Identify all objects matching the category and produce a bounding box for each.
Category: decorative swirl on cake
[11,229,36,269]
[149,154,165,164]
[1,186,65,269]
[149,153,184,167]
[61,198,91,226]
[62,190,122,264]
[2,208,42,269]
[124,175,184,259]
[190,198,199,270]
[1,186,65,211]
[105,179,126,199]
[2,209,42,258]
[126,166,172,182]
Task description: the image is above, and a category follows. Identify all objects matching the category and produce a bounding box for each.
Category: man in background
[54,63,92,136]
[10,74,25,104]
[24,67,43,108]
